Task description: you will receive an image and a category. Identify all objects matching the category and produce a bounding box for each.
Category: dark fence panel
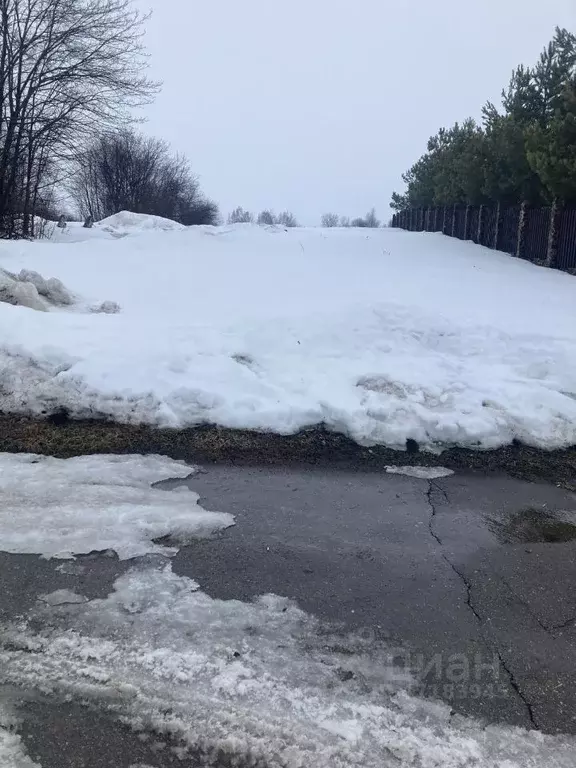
[434,207,445,232]
[468,207,480,243]
[453,206,466,239]
[522,207,550,263]
[390,202,576,274]
[556,208,576,271]
[496,206,520,255]
[481,206,496,248]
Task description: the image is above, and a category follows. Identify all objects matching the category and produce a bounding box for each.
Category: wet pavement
[1,463,576,765]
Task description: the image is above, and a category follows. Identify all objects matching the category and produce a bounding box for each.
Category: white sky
[135,0,576,225]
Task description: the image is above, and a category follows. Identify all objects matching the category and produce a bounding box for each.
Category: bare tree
[228,207,253,224]
[257,209,275,226]
[70,130,218,225]
[340,216,351,227]
[321,212,339,227]
[351,209,380,228]
[364,208,381,228]
[277,210,298,227]
[0,0,158,237]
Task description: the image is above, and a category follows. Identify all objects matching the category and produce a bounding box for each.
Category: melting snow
[0,453,234,559]
[0,224,576,450]
[0,562,574,767]
[385,466,455,479]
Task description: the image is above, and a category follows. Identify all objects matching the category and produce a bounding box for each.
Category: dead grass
[1,414,575,488]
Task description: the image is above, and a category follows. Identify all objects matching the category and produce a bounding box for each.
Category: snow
[0,702,40,767]
[0,726,39,767]
[0,453,234,559]
[1,224,576,450]
[39,212,185,243]
[385,466,455,479]
[38,589,88,606]
[1,561,575,767]
[96,210,185,236]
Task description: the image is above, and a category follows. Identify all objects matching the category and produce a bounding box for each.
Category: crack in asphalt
[496,655,538,729]
[424,480,538,730]
[426,480,446,546]
[550,615,576,632]
[498,573,553,635]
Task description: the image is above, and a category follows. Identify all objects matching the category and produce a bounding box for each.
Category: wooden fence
[390,203,576,273]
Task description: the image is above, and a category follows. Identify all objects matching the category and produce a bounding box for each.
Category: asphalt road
[1,463,576,766]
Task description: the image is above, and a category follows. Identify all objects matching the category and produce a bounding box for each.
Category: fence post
[451,204,457,237]
[493,202,501,250]
[516,201,528,258]
[463,205,470,240]
[477,205,484,243]
[545,199,562,268]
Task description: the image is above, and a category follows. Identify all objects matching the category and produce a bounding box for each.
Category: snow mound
[0,453,234,559]
[97,211,185,237]
[89,300,121,314]
[0,268,75,311]
[0,273,46,311]
[1,562,575,767]
[18,269,73,305]
[0,226,576,451]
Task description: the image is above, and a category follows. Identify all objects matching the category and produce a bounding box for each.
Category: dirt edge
[0,415,575,487]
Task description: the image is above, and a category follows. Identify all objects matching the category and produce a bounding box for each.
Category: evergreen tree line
[391,28,576,211]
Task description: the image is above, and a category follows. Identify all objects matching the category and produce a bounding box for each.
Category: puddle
[490,507,576,544]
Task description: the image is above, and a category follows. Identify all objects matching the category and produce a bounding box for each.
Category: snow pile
[1,562,574,767]
[0,225,576,450]
[0,453,234,559]
[96,211,185,237]
[0,267,74,311]
[0,269,46,311]
[89,300,121,314]
[18,269,73,306]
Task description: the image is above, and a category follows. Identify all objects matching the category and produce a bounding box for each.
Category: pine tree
[527,78,576,202]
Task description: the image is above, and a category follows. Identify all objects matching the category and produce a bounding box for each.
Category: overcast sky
[135,0,576,225]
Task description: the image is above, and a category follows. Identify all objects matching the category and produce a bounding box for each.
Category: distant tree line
[321,208,380,227]
[227,207,382,228]
[391,28,576,211]
[228,208,299,227]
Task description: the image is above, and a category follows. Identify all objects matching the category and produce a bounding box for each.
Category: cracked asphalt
[2,463,576,766]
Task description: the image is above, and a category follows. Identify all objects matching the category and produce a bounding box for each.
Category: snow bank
[0,225,576,451]
[96,210,184,237]
[0,453,234,559]
[1,562,574,767]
